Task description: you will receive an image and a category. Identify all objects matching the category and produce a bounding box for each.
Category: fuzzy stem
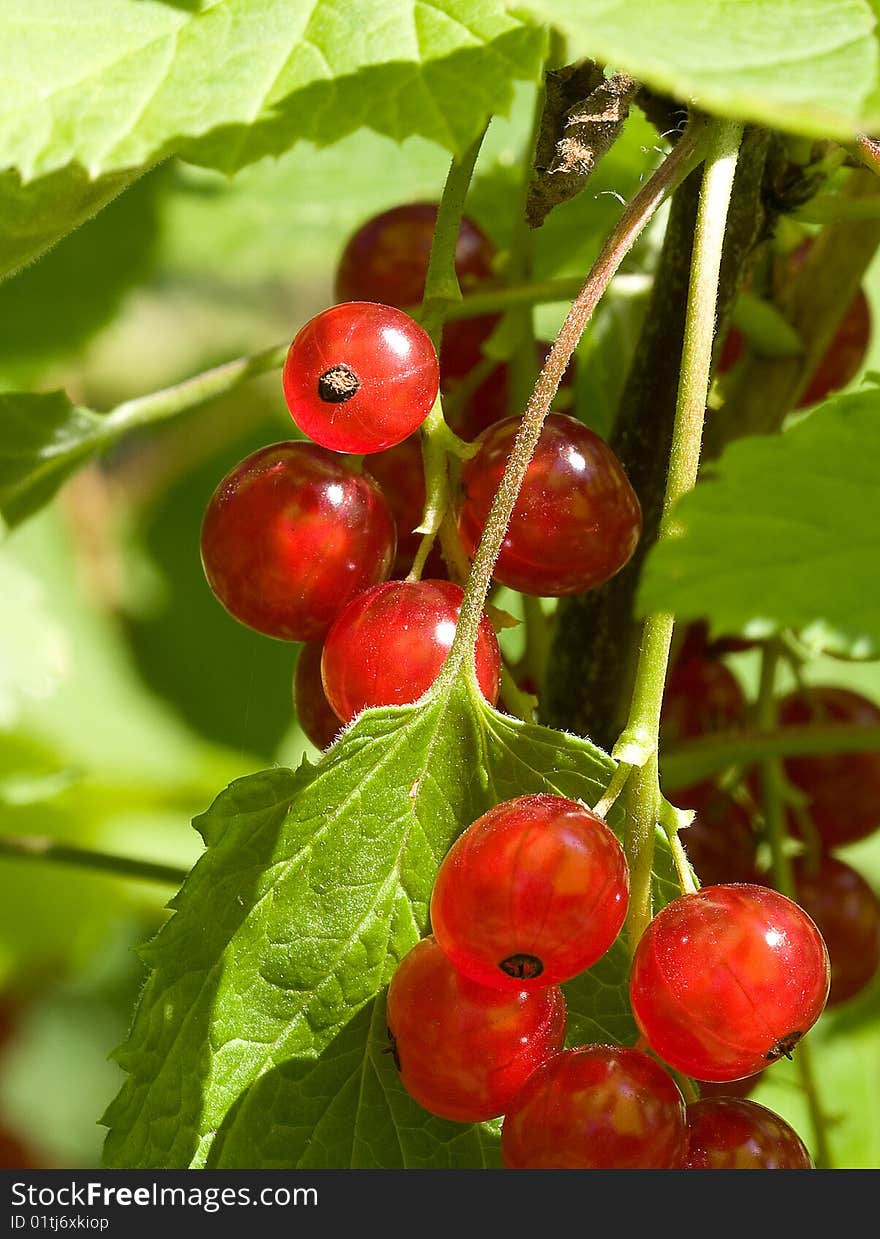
[618,118,743,951]
[438,117,709,688]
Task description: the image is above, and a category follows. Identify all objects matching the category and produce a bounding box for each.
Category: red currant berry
[778,686,880,848]
[684,1098,813,1169]
[430,793,629,991]
[629,884,830,1082]
[363,435,446,578]
[501,1045,687,1169]
[321,579,501,722]
[333,201,500,385]
[678,783,762,888]
[661,650,747,744]
[282,302,439,454]
[293,642,343,751]
[335,202,495,311]
[798,287,870,408]
[458,413,642,596]
[791,854,880,1006]
[200,442,396,642]
[386,935,566,1123]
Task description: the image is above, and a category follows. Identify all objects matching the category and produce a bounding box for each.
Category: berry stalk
[440,115,709,690]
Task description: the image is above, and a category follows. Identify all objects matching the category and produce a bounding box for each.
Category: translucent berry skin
[792,854,880,1006]
[629,884,830,1082]
[430,793,629,991]
[501,1045,687,1169]
[779,686,880,848]
[293,641,343,751]
[458,413,642,597]
[333,201,499,383]
[364,434,446,578]
[386,935,566,1123]
[321,579,501,722]
[282,302,439,454]
[684,1098,813,1169]
[200,442,396,642]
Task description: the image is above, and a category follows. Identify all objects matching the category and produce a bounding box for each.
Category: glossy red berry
[778,686,880,848]
[282,302,439,453]
[791,854,880,1006]
[321,579,501,722]
[386,935,566,1123]
[334,201,500,383]
[430,793,628,991]
[684,1098,813,1169]
[200,442,396,642]
[798,287,870,408]
[458,413,642,596]
[678,783,762,888]
[630,884,830,1082]
[363,435,446,578]
[293,641,343,751]
[501,1045,687,1169]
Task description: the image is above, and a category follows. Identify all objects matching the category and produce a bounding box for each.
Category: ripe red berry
[333,201,500,384]
[200,442,396,642]
[791,853,880,1006]
[684,1097,813,1169]
[320,579,501,722]
[430,793,629,991]
[293,642,343,751]
[282,302,439,453]
[500,1045,687,1169]
[363,434,446,578]
[778,686,880,849]
[629,884,830,1082]
[386,935,566,1123]
[457,413,642,596]
[798,287,870,408]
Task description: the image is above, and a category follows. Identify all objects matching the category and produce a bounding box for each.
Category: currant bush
[385,935,566,1123]
[500,1044,688,1169]
[282,301,439,453]
[629,883,830,1081]
[430,792,629,990]
[200,441,396,641]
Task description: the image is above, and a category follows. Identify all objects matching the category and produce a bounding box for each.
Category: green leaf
[527,0,880,141]
[637,387,880,658]
[102,680,679,1169]
[0,0,545,271]
[0,392,109,530]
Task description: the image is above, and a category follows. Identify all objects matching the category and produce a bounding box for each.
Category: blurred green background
[1,89,878,1169]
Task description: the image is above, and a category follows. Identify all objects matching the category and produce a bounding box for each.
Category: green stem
[439,116,709,690]
[660,721,880,791]
[441,276,586,318]
[616,118,743,950]
[0,835,188,886]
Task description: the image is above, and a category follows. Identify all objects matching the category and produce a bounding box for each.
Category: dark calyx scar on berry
[317,363,360,403]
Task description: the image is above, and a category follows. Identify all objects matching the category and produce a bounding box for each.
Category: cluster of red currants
[386,791,830,1169]
[200,202,642,748]
[664,628,880,1021]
